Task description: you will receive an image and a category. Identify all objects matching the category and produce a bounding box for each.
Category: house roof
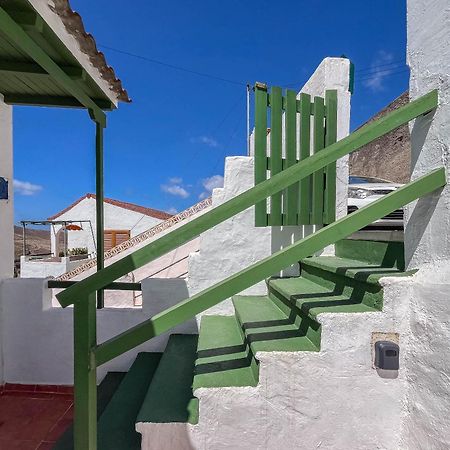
[48,194,173,221]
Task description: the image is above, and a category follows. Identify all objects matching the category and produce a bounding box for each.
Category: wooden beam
[3,94,114,110]
[0,60,85,79]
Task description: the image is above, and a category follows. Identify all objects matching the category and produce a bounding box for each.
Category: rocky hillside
[350,91,410,183]
[14,226,51,260]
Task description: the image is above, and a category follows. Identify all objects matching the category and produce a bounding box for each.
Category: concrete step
[268,276,378,321]
[194,315,258,390]
[335,238,405,270]
[136,334,199,426]
[232,295,319,354]
[97,352,162,450]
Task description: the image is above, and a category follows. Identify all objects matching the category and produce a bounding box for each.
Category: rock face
[350,92,411,183]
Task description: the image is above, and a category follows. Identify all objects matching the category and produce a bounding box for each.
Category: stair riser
[300,264,384,310]
[335,239,405,270]
[234,323,260,382]
[267,287,321,349]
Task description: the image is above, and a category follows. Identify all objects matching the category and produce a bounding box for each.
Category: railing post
[74,292,97,450]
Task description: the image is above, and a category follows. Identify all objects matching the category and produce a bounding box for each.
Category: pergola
[0,0,130,307]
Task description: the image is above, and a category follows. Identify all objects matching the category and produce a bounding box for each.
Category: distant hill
[350,91,410,183]
[14,226,51,260]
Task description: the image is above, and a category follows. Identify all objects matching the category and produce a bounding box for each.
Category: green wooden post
[298,93,312,224]
[269,87,283,225]
[323,90,338,224]
[284,89,298,225]
[73,292,97,450]
[311,96,325,224]
[254,82,268,226]
[95,121,105,309]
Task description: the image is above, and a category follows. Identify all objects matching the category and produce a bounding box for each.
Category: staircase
[56,238,410,449]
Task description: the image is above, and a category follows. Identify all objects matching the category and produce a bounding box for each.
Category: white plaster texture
[405,0,450,268]
[20,255,87,279]
[0,96,13,280]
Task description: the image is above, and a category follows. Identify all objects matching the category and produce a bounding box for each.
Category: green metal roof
[0,0,129,110]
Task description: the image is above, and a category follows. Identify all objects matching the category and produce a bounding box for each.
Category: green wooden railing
[55,89,445,450]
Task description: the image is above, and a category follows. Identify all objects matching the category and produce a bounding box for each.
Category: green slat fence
[254,84,338,226]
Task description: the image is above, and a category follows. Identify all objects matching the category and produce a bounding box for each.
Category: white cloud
[14,179,43,196]
[190,136,219,148]
[161,183,189,198]
[199,174,224,199]
[167,207,178,215]
[161,177,190,199]
[364,50,395,92]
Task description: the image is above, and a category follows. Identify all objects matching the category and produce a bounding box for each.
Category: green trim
[47,280,142,291]
[95,123,105,308]
[0,6,106,125]
[3,94,114,110]
[94,168,445,366]
[311,95,325,224]
[57,90,439,308]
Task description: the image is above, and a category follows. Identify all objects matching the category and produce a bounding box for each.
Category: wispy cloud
[167,207,178,215]
[364,50,395,92]
[14,179,43,196]
[199,174,224,199]
[161,177,190,199]
[190,136,219,148]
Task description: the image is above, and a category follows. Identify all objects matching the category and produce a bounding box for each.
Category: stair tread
[136,334,199,425]
[97,352,162,450]
[269,277,378,318]
[233,295,318,353]
[302,256,407,284]
[194,315,258,390]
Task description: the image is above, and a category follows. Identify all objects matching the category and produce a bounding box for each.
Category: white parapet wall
[0,278,197,385]
[188,58,352,317]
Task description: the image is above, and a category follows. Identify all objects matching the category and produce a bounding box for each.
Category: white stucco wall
[50,197,163,256]
[188,58,351,317]
[0,278,197,385]
[0,96,13,280]
[20,256,87,279]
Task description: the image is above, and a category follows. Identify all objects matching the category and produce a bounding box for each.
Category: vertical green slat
[74,292,97,450]
[254,83,268,226]
[311,96,325,224]
[298,93,312,224]
[284,89,298,225]
[324,90,338,224]
[95,122,105,308]
[269,87,283,225]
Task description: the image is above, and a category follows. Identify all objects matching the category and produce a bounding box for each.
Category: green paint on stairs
[136,334,199,425]
[268,276,378,320]
[97,352,162,450]
[233,295,319,353]
[194,315,258,390]
[53,372,127,450]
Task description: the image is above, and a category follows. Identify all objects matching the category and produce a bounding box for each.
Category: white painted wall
[20,256,87,279]
[0,278,197,385]
[188,58,351,317]
[50,197,163,256]
[401,1,450,448]
[0,95,13,280]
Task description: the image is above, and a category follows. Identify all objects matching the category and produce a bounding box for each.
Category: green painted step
[136,334,199,426]
[232,295,319,353]
[335,239,405,270]
[194,315,258,390]
[97,352,162,450]
[53,372,127,450]
[268,276,379,320]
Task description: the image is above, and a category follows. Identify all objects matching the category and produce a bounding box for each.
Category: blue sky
[13,0,408,222]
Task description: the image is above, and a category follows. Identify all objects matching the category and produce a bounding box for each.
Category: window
[104,230,130,251]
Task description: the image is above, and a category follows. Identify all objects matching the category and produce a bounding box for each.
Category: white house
[20,194,173,278]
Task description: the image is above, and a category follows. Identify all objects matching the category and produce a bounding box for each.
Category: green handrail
[57,89,438,307]
[94,167,446,365]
